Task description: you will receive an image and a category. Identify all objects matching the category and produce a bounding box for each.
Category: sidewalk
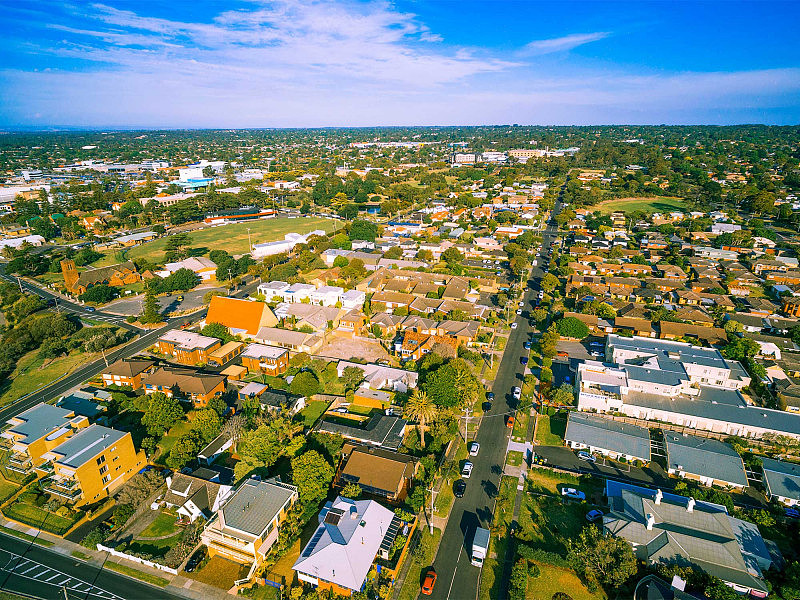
[1,517,231,600]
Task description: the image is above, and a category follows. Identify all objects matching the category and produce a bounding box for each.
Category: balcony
[45,479,83,501]
[35,462,55,476]
[6,453,33,474]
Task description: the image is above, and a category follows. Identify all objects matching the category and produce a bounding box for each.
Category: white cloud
[521,32,610,55]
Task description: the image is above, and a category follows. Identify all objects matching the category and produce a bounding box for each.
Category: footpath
[0,516,231,600]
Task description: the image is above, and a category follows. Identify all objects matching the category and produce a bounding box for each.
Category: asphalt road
[0,532,183,600]
[104,285,225,316]
[426,205,563,600]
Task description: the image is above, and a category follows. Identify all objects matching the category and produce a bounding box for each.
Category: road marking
[45,573,61,582]
[446,547,462,599]
[19,564,38,574]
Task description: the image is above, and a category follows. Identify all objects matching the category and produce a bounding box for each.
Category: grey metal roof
[316,415,407,450]
[50,425,127,468]
[664,432,748,487]
[623,365,685,387]
[7,403,74,443]
[761,457,800,502]
[221,478,297,537]
[564,412,651,461]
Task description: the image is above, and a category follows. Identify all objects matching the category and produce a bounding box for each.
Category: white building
[341,289,366,310]
[309,286,344,307]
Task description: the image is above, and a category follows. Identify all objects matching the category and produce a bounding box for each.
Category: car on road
[523,341,531,350]
[85,307,95,312]
[586,509,603,522]
[577,451,596,463]
[785,507,800,519]
[511,322,518,329]
[518,301,524,307]
[421,569,437,595]
[520,357,528,366]
[486,392,494,402]
[561,488,586,501]
[516,309,522,315]
[461,461,473,478]
[469,442,480,456]
[512,386,521,400]
[177,295,184,301]
[185,547,206,572]
[454,479,467,498]
[538,290,544,299]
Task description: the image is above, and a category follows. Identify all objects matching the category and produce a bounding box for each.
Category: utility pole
[16,276,23,293]
[426,482,436,534]
[463,405,472,441]
[228,267,233,290]
[247,227,252,253]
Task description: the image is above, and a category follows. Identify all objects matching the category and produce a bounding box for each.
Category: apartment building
[575,335,800,440]
[201,477,298,566]
[42,424,146,506]
[144,367,226,408]
[240,343,289,376]
[157,330,221,365]
[101,358,155,390]
[0,404,88,478]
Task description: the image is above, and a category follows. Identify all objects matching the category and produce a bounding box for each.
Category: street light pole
[247,227,252,253]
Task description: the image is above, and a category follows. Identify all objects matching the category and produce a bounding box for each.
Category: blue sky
[1,0,799,128]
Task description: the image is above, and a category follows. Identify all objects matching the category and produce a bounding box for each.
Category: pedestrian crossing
[1,551,124,600]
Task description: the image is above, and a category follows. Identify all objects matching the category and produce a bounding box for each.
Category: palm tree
[404,389,437,449]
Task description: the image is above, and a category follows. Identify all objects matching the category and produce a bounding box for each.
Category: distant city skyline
[1,0,799,128]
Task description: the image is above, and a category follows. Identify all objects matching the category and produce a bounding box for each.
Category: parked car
[523,341,531,350]
[454,479,467,498]
[421,569,437,595]
[518,301,524,307]
[557,351,569,358]
[586,509,603,522]
[506,415,515,428]
[561,488,586,501]
[511,322,518,329]
[577,451,596,463]
[786,507,800,519]
[512,387,521,400]
[520,356,528,365]
[486,392,494,402]
[516,309,523,315]
[590,351,602,357]
[185,547,206,573]
[469,442,480,456]
[461,461,474,479]
[85,307,95,312]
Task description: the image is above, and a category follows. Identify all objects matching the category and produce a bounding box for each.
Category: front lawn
[138,510,181,538]
[511,409,530,441]
[0,476,20,503]
[396,527,441,600]
[534,412,567,446]
[186,555,249,590]
[3,499,80,535]
[526,563,607,600]
[125,532,183,558]
[506,450,523,467]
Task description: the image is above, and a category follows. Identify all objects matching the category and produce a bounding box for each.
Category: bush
[528,562,541,578]
[517,545,571,568]
[81,525,109,549]
[112,503,135,529]
[555,316,589,339]
[552,594,573,600]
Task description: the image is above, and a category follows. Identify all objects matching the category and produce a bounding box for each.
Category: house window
[102,474,110,484]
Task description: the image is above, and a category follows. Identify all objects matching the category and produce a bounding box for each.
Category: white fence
[96,544,179,576]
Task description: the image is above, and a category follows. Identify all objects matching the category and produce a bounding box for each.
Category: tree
[509,559,528,600]
[141,392,184,437]
[291,450,334,513]
[140,280,161,324]
[341,483,362,499]
[404,389,437,449]
[441,247,464,265]
[549,384,575,405]
[234,417,293,481]
[201,322,234,344]
[79,285,119,304]
[384,246,403,259]
[163,233,192,261]
[722,337,759,362]
[289,371,321,397]
[192,408,223,443]
[167,430,203,470]
[340,366,365,392]
[556,316,589,339]
[333,255,349,268]
[567,525,636,589]
[540,273,560,294]
[349,219,378,241]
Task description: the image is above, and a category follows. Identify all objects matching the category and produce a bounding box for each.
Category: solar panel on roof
[302,528,326,558]
[324,508,344,525]
[379,515,402,554]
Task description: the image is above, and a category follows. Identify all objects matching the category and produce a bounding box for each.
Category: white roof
[242,343,287,359]
[293,497,394,592]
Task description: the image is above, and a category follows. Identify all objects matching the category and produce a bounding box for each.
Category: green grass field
[0,525,54,547]
[0,477,20,504]
[138,511,181,538]
[526,563,606,600]
[154,415,196,465]
[126,532,183,558]
[3,501,79,535]
[297,400,330,428]
[0,350,95,408]
[125,216,338,264]
[396,527,441,600]
[592,196,686,215]
[534,413,567,446]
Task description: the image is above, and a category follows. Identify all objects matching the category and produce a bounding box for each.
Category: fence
[96,544,178,575]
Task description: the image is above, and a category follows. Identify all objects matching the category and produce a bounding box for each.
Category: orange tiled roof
[206,296,271,336]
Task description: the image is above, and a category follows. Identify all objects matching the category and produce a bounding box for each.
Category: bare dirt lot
[317,335,392,363]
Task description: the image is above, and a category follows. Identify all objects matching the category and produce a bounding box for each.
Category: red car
[421,568,437,595]
[506,415,515,428]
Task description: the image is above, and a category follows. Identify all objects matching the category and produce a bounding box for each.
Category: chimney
[654,489,663,505]
[646,513,655,531]
[686,497,695,512]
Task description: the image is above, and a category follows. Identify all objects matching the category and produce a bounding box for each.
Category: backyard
[592,196,686,216]
[154,412,197,465]
[534,411,567,446]
[125,216,338,263]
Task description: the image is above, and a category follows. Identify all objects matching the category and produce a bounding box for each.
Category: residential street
[426,202,562,600]
[0,532,182,600]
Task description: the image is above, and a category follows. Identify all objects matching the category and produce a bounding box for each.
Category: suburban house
[761,457,800,507]
[201,477,298,566]
[293,496,398,596]
[207,341,245,367]
[158,256,217,281]
[156,330,222,365]
[143,367,226,408]
[352,388,392,411]
[160,472,233,522]
[205,296,278,337]
[0,403,88,477]
[335,444,419,503]
[61,259,142,295]
[254,327,323,354]
[101,358,155,390]
[198,433,233,465]
[315,415,407,451]
[664,432,748,489]
[604,482,770,597]
[335,361,418,392]
[564,412,651,463]
[42,424,146,507]
[396,330,459,361]
[240,343,290,376]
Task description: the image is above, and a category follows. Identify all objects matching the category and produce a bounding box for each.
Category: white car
[516,309,522,315]
[512,386,521,400]
[511,322,518,329]
[461,461,474,479]
[561,488,586,501]
[469,442,480,456]
[518,301,524,307]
